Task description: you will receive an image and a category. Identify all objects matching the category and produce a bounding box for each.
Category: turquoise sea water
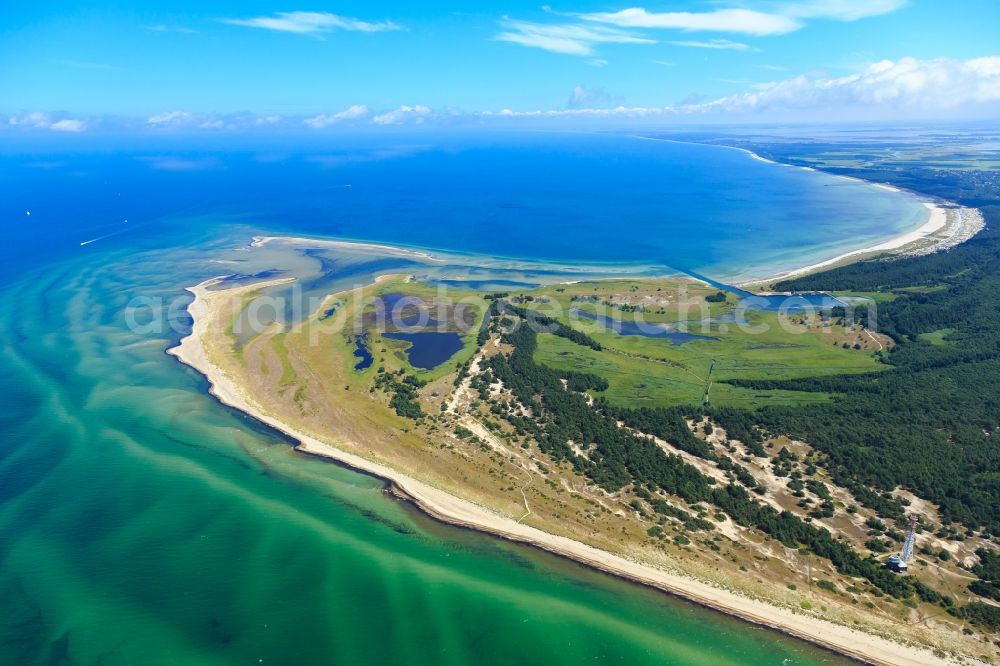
[0,132,926,665]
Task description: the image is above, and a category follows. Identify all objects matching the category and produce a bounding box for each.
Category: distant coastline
[631,134,985,286]
[745,203,984,287]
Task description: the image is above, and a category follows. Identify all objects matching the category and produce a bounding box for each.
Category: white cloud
[17,55,997,135]
[144,111,256,130]
[8,112,86,132]
[304,105,372,128]
[670,39,758,52]
[689,56,1000,115]
[783,0,908,21]
[147,110,193,126]
[9,112,52,128]
[494,19,653,56]
[503,2,908,60]
[372,105,432,125]
[220,11,400,35]
[49,119,86,132]
[567,84,621,109]
[480,56,1000,122]
[576,8,799,36]
[482,105,668,120]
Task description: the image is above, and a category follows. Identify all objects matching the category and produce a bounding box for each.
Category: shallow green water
[0,234,850,665]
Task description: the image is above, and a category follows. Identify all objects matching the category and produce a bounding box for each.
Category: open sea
[0,131,926,665]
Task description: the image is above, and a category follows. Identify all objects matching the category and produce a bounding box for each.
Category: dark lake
[353,335,374,371]
[384,331,464,369]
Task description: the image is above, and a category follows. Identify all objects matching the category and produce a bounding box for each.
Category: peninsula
[171,202,996,665]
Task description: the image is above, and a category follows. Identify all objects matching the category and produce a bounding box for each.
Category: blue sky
[2,1,1000,130]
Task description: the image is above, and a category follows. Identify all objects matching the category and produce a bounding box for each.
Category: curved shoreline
[712,147,984,285]
[169,277,955,666]
[258,134,984,289]
[629,135,984,285]
[746,204,985,286]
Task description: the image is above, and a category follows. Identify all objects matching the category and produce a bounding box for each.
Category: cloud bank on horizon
[2,1,999,130]
[10,55,1000,132]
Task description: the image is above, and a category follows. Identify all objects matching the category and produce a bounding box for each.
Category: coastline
[169,276,956,666]
[250,131,988,291]
[249,234,676,282]
[251,235,448,263]
[744,203,984,287]
[628,134,985,287]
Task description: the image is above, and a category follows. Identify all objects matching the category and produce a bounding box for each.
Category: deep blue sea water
[1,131,928,283]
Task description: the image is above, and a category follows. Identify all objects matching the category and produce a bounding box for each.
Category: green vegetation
[481,302,916,599]
[505,303,603,350]
[268,332,297,386]
[361,282,486,381]
[610,406,713,458]
[374,370,427,419]
[744,208,1000,533]
[532,311,879,410]
[816,580,837,593]
[221,139,1000,648]
[468,151,1000,628]
[970,549,1000,602]
[949,603,1000,632]
[719,152,1000,627]
[916,328,955,346]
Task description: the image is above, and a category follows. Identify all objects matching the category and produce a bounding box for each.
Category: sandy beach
[748,203,984,286]
[630,135,985,287]
[248,234,678,283]
[715,148,985,287]
[169,277,959,666]
[251,235,448,263]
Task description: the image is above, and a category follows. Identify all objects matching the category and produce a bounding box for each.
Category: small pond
[352,335,373,371]
[571,308,714,345]
[383,331,464,370]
